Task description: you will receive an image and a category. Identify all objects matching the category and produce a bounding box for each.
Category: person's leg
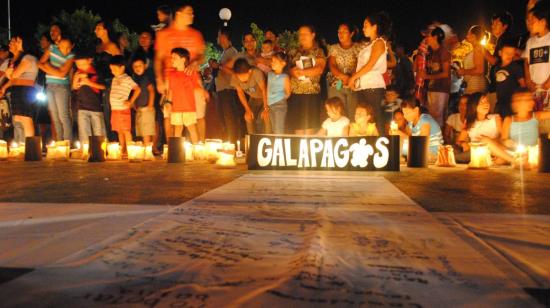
[486,139,514,163]
[46,85,63,140]
[120,130,132,155]
[15,115,35,138]
[77,110,92,145]
[269,100,287,135]
[361,89,385,135]
[90,111,106,138]
[173,125,183,137]
[186,124,199,144]
[197,117,206,141]
[346,88,358,120]
[55,84,73,141]
[427,91,447,128]
[219,90,238,143]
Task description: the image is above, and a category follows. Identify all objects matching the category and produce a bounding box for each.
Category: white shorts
[171,112,197,126]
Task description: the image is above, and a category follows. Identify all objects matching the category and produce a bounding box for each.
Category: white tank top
[468,114,499,142]
[355,38,387,90]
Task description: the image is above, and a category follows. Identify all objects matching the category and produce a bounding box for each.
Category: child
[131,57,156,145]
[231,58,269,134]
[393,97,443,162]
[109,55,141,156]
[267,51,290,134]
[167,47,200,143]
[257,40,274,73]
[497,88,550,164]
[444,95,468,144]
[73,50,106,145]
[318,97,350,137]
[350,103,379,136]
[494,39,525,118]
[381,85,402,130]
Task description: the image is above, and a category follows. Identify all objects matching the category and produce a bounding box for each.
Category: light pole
[7,0,11,40]
[219,8,231,27]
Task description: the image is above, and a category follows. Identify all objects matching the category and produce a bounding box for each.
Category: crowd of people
[0,0,549,165]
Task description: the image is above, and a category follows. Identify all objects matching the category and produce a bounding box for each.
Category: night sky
[1,0,528,51]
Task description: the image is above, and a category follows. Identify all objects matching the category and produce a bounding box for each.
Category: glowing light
[35,91,47,102]
[0,140,8,160]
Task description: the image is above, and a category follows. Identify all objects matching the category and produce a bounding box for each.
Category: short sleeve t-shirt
[215,46,239,92]
[110,74,137,111]
[408,113,443,154]
[445,113,465,132]
[132,74,152,108]
[288,46,326,94]
[322,116,350,137]
[155,26,205,72]
[168,70,200,112]
[326,43,361,87]
[76,66,102,112]
[495,61,523,107]
[230,68,265,99]
[522,32,550,85]
[427,46,451,93]
[267,72,288,105]
[46,44,74,85]
[17,55,38,82]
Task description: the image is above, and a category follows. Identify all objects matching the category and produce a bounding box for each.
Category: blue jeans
[78,110,106,144]
[47,83,72,141]
[268,99,287,134]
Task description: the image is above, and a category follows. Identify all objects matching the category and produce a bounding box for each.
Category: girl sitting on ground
[318,96,350,137]
[350,103,379,136]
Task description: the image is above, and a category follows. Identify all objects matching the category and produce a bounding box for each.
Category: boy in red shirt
[166,48,200,143]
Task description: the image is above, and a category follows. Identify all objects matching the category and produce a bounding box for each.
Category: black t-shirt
[76,69,103,112]
[495,61,523,111]
[132,74,152,108]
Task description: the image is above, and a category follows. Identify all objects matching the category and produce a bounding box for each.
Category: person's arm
[536,110,550,120]
[235,86,253,122]
[500,116,515,147]
[38,58,74,77]
[524,57,537,91]
[484,49,498,66]
[284,76,291,99]
[258,76,269,120]
[419,123,431,137]
[39,50,50,64]
[328,55,349,83]
[7,59,31,80]
[146,83,155,108]
[387,45,397,69]
[349,40,385,89]
[456,129,470,151]
[297,56,326,78]
[424,60,451,80]
[342,124,350,137]
[444,122,453,145]
[126,85,141,108]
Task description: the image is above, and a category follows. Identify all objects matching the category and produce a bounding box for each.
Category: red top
[168,70,200,112]
[155,26,205,72]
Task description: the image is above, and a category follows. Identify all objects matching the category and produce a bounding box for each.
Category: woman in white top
[349,12,391,135]
[0,35,38,141]
[457,26,488,94]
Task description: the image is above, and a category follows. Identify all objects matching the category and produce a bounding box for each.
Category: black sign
[247,135,401,171]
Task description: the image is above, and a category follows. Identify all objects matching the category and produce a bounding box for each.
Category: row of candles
[0,139,242,167]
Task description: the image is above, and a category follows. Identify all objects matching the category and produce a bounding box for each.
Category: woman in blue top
[392,97,443,162]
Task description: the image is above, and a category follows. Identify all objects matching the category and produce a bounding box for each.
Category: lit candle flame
[516,144,526,154]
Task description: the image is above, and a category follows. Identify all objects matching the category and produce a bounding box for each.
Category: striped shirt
[110,74,137,111]
[409,113,443,154]
[46,44,74,85]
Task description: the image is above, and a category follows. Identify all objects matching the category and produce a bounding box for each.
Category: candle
[82,142,90,160]
[193,143,207,160]
[184,142,194,161]
[205,139,223,162]
[162,144,168,160]
[390,121,398,134]
[127,141,145,162]
[0,140,7,160]
[237,140,241,152]
[144,143,155,161]
[9,142,24,159]
[46,141,57,160]
[107,142,122,160]
[55,140,70,161]
[216,151,236,168]
[469,142,491,169]
[528,145,539,169]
